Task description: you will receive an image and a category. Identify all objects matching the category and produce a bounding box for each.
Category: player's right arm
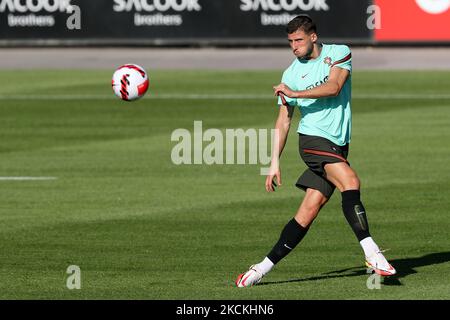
[265,101,295,192]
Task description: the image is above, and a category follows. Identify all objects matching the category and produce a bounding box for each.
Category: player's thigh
[296,168,336,199]
[298,134,350,182]
[324,162,360,191]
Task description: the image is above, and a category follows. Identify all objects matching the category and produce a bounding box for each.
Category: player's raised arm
[273,66,350,99]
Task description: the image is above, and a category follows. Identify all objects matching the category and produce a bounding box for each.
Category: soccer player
[235,15,396,288]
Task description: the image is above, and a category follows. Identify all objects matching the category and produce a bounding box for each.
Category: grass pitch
[0,69,449,299]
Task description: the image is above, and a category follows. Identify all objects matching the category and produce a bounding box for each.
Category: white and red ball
[112,64,149,101]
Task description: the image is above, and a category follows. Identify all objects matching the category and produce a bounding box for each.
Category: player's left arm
[274,66,350,99]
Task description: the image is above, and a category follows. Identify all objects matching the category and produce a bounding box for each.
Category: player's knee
[350,176,360,189]
[343,175,360,191]
[296,204,321,227]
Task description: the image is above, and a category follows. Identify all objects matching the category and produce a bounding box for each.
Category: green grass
[0,70,449,299]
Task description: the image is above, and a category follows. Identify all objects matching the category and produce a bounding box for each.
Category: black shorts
[295,134,350,199]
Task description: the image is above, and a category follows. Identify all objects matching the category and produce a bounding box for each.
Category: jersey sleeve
[277,69,297,107]
[331,45,352,73]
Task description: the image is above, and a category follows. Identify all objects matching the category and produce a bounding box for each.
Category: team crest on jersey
[324,57,332,66]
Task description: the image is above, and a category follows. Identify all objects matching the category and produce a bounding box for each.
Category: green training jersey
[278,44,352,146]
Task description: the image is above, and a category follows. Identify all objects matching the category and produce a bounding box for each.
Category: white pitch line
[0,177,58,181]
[0,93,449,100]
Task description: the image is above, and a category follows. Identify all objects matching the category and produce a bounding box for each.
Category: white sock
[360,237,380,257]
[255,257,274,275]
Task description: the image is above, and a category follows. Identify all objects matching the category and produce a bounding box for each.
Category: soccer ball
[112,64,149,101]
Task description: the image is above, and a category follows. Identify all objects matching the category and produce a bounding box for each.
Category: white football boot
[235,265,264,287]
[365,250,397,276]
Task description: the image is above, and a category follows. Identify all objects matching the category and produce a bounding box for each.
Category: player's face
[288,29,317,59]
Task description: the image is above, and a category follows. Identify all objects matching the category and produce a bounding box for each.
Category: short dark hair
[286,15,317,34]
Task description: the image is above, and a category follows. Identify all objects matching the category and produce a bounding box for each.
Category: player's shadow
[257,251,450,287]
